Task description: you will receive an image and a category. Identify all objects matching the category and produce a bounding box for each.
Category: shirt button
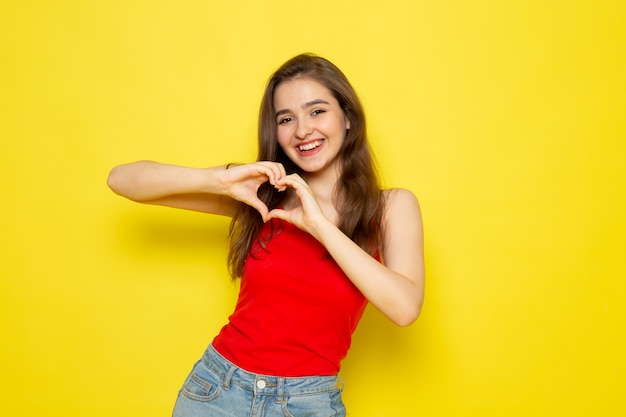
[256,380,266,389]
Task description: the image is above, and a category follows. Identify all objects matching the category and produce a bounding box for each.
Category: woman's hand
[220,162,287,221]
[107,160,288,217]
[268,178,425,327]
[265,174,330,233]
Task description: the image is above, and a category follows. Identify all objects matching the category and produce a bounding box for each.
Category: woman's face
[273,77,350,175]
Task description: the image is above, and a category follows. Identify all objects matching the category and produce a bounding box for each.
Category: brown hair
[227,53,384,278]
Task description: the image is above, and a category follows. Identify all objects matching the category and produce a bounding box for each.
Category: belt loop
[276,378,286,403]
[222,365,236,390]
[336,374,344,392]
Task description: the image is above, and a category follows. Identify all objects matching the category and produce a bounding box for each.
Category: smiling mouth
[298,140,323,152]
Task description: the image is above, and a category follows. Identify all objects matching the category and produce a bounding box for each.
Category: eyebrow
[275,99,331,118]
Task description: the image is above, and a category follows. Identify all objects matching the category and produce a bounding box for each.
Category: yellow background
[2,1,625,415]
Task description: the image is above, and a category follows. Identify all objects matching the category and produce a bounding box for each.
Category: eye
[277,116,294,125]
[311,109,326,116]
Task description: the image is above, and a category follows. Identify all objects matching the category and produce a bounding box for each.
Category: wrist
[204,166,230,195]
[308,216,337,243]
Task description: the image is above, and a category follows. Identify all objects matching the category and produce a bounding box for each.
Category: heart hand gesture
[220,162,287,221]
[265,174,330,234]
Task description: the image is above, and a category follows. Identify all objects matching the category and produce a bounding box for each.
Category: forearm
[311,221,424,326]
[107,161,227,202]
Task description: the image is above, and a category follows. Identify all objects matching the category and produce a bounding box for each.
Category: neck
[303,163,340,202]
[292,165,341,224]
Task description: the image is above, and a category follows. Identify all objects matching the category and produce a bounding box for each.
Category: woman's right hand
[219,161,287,220]
[108,160,287,218]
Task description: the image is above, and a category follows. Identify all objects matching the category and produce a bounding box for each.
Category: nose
[295,119,313,139]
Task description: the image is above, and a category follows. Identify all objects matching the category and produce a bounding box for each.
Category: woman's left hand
[265,174,329,233]
[270,177,425,327]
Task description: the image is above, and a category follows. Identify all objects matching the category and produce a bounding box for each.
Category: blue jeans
[172,344,347,417]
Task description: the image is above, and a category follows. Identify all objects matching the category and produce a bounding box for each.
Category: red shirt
[212,218,368,376]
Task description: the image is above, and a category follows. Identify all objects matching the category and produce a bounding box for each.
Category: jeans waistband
[202,344,343,396]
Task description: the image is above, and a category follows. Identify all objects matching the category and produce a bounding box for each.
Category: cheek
[327,115,348,133]
[276,128,291,150]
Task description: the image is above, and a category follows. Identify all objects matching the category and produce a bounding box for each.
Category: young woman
[108,53,424,417]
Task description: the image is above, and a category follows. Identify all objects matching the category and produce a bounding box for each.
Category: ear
[345,116,351,130]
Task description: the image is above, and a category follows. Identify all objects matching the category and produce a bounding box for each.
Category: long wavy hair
[227,53,384,278]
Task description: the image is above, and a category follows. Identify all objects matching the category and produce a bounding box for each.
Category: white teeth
[298,140,322,152]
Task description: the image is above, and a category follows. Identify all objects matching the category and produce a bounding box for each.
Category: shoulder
[381,188,422,236]
[379,188,423,264]
[382,188,421,215]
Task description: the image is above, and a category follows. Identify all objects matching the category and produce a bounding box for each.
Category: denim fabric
[172,344,347,417]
